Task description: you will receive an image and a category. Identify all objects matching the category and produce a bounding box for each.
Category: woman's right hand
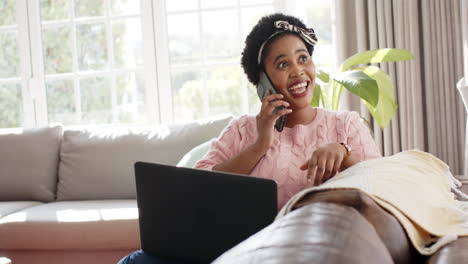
[255,92,292,150]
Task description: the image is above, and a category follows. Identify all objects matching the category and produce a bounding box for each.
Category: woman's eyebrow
[296,48,308,54]
[273,54,286,64]
[273,48,309,64]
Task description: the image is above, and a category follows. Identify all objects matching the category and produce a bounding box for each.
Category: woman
[195,13,380,209]
[118,13,380,264]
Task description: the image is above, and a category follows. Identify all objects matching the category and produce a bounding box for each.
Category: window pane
[75,0,105,18]
[241,6,274,40]
[167,13,201,65]
[40,0,70,21]
[0,83,22,128]
[206,66,242,116]
[77,23,108,71]
[113,18,143,68]
[46,79,77,124]
[166,0,198,12]
[80,76,112,123]
[200,0,236,8]
[296,0,332,45]
[202,10,239,63]
[43,26,73,74]
[247,82,261,114]
[115,71,147,123]
[111,0,140,16]
[0,0,16,26]
[171,70,203,121]
[0,31,19,78]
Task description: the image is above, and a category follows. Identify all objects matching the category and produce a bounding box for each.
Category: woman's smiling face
[262,34,316,110]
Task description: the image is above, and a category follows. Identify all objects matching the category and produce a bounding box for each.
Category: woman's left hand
[300,143,348,186]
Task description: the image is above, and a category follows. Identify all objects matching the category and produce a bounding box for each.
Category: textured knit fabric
[194,108,381,209]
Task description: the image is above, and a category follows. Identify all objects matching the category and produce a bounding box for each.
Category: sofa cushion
[0,126,62,202]
[0,201,43,219]
[0,200,139,250]
[176,139,213,168]
[57,114,233,200]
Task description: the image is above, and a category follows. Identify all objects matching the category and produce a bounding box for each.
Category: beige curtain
[335,0,466,174]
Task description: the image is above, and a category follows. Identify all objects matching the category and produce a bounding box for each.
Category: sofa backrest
[56,114,234,201]
[0,126,63,202]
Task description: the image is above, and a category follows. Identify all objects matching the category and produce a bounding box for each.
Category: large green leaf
[360,66,398,128]
[311,83,321,107]
[340,48,413,71]
[332,70,379,108]
[316,68,330,83]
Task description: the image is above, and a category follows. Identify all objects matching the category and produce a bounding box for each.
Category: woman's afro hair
[241,13,314,85]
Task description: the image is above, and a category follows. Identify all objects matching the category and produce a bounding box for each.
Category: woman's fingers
[333,155,344,176]
[323,158,336,182]
[261,93,284,108]
[306,146,346,186]
[313,157,327,186]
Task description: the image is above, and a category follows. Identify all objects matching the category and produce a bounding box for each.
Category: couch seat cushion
[0,201,43,219]
[0,200,139,250]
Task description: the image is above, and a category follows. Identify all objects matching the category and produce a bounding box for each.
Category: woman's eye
[300,55,309,62]
[277,62,287,69]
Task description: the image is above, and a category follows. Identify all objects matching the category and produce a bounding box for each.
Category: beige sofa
[0,115,233,264]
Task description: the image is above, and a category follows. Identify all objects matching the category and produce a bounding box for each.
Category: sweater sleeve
[194,117,243,170]
[345,111,382,160]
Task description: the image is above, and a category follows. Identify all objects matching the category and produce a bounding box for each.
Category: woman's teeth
[288,82,308,94]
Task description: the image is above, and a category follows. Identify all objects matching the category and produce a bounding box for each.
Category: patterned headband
[257,20,318,65]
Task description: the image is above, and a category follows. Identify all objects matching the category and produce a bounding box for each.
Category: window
[0,0,334,128]
[0,0,29,128]
[36,0,154,125]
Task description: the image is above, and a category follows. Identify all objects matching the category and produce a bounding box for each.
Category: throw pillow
[0,125,63,202]
[176,139,213,168]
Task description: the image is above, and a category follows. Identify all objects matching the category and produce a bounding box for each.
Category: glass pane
[200,0,236,8]
[0,31,19,78]
[241,6,274,40]
[206,66,242,116]
[43,26,72,74]
[75,0,105,18]
[40,0,70,21]
[115,71,147,123]
[0,83,22,128]
[296,0,332,45]
[111,0,140,16]
[247,82,261,114]
[171,70,203,121]
[166,0,198,12]
[46,79,77,124]
[202,10,239,63]
[77,23,108,71]
[167,13,201,65]
[113,18,143,68]
[0,0,16,26]
[80,76,112,123]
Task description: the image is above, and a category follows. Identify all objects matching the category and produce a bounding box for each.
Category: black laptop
[134,162,278,263]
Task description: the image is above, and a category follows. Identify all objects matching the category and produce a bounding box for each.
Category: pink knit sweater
[195,108,382,209]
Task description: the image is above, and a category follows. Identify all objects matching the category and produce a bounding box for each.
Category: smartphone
[257,71,286,132]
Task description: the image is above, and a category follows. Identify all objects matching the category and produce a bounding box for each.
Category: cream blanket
[276,150,468,255]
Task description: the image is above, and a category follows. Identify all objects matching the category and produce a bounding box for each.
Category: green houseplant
[312,48,414,128]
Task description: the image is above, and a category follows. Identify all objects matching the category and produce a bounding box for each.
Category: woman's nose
[290,63,305,77]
